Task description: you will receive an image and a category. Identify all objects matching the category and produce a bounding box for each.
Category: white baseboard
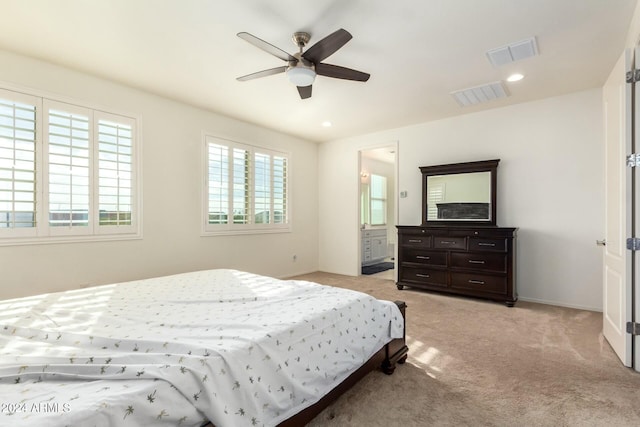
[518,296,602,313]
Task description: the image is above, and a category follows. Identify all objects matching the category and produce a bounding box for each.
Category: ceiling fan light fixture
[287,67,316,87]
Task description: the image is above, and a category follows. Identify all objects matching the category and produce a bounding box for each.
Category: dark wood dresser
[396,225,517,306]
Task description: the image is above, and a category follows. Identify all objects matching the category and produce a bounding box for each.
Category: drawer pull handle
[416,255,431,260]
[468,260,485,264]
[416,273,430,278]
[468,279,485,285]
[408,239,422,243]
[478,242,496,247]
[439,240,456,244]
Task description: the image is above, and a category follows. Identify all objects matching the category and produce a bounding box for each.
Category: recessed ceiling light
[507,73,524,82]
[322,121,332,127]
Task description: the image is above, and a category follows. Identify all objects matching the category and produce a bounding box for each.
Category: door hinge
[627,322,640,335]
[626,237,640,250]
[627,69,640,83]
[627,153,640,167]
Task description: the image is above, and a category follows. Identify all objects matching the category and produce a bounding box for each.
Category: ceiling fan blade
[315,63,370,82]
[302,28,352,64]
[237,66,287,81]
[297,85,312,99]
[237,32,297,62]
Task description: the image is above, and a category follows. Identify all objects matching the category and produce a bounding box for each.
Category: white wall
[320,89,604,311]
[0,50,319,300]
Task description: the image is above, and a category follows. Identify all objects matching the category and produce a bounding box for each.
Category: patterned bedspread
[0,269,404,426]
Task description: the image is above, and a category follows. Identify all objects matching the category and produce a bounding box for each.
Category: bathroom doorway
[359,144,398,279]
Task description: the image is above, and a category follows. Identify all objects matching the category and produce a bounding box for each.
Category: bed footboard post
[382,300,409,375]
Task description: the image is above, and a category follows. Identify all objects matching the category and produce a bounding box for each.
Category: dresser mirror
[420,159,499,225]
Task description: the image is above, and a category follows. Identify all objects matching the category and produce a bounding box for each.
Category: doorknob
[596,239,606,246]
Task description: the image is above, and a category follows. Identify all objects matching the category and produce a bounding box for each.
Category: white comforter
[0,269,403,427]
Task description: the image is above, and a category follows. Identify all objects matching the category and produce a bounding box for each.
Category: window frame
[202,134,291,236]
[0,84,142,246]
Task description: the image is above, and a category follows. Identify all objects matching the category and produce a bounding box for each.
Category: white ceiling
[0,0,635,143]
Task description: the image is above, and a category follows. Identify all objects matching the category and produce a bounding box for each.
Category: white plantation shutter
[0,86,140,245]
[232,147,250,224]
[207,143,229,224]
[428,183,445,220]
[273,155,287,224]
[254,152,271,224]
[45,102,91,232]
[96,113,135,231]
[204,136,290,234]
[0,91,38,236]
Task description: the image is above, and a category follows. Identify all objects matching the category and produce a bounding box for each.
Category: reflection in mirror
[427,171,491,221]
[420,159,499,225]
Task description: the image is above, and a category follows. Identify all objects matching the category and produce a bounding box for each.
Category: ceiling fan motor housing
[292,32,311,49]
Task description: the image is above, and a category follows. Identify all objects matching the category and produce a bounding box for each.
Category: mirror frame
[420,159,500,226]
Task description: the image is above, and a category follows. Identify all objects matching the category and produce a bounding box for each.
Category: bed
[0,269,408,426]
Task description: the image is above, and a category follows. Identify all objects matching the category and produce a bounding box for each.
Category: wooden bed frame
[201,301,408,427]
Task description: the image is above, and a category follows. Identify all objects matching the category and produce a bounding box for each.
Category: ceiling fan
[236,28,370,99]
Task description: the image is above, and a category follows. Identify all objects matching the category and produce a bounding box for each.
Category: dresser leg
[505,300,516,307]
[396,283,404,290]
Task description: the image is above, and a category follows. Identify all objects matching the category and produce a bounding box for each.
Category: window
[0,92,37,236]
[0,87,139,245]
[370,174,387,225]
[204,135,289,234]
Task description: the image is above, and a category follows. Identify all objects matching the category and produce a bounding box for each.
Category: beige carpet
[290,272,640,427]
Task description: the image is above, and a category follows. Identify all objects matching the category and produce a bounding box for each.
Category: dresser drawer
[400,267,447,287]
[450,252,506,273]
[469,237,506,252]
[404,249,447,266]
[433,236,466,250]
[450,272,506,294]
[400,234,432,247]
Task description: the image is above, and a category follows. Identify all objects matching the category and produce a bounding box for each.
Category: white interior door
[634,46,640,371]
[603,49,633,367]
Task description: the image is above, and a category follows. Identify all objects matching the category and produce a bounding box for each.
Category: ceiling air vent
[486,37,538,67]
[450,81,509,107]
